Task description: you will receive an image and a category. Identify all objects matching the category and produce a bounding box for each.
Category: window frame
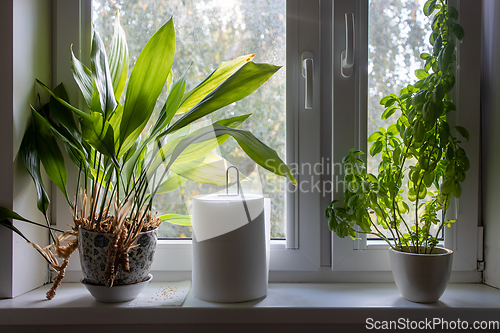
[53,0,481,282]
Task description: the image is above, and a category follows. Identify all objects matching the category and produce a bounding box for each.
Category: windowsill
[1,282,499,330]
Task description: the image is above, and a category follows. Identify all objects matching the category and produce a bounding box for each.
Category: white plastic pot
[389,246,453,303]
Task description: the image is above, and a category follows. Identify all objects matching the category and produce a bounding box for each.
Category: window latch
[301,52,314,109]
[341,13,355,78]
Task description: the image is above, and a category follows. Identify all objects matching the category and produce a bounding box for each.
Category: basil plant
[0,15,295,298]
[325,0,469,254]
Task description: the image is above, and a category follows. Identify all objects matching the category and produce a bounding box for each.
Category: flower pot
[389,246,453,303]
[81,274,153,303]
[78,227,157,286]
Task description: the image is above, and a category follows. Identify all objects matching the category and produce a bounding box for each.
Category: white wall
[482,0,500,289]
[0,0,52,298]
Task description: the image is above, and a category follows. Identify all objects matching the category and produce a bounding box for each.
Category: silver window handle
[341,13,355,77]
[301,52,314,109]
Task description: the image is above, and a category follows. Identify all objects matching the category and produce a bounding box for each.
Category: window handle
[301,52,314,109]
[341,13,355,77]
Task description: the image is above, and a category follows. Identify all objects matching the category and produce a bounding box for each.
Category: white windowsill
[1,282,499,331]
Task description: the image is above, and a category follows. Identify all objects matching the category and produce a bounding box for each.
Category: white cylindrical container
[192,193,268,302]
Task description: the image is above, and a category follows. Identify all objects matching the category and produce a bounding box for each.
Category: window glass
[92,0,286,239]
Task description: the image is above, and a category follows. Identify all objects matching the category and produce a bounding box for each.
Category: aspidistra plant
[0,15,296,298]
[325,0,469,254]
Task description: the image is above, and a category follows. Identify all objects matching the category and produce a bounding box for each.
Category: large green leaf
[80,111,117,165]
[108,13,129,101]
[149,69,188,139]
[19,123,49,216]
[49,83,80,139]
[90,29,117,118]
[158,214,192,226]
[165,62,280,134]
[0,207,64,233]
[155,173,186,194]
[70,46,93,107]
[170,153,234,186]
[118,18,175,156]
[166,124,296,185]
[30,106,71,206]
[36,79,93,122]
[176,54,255,115]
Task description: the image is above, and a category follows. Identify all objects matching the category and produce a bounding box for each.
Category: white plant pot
[389,246,453,303]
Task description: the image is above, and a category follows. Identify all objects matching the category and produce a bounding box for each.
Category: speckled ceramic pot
[78,227,157,285]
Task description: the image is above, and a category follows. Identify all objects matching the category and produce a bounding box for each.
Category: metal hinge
[477,226,484,272]
[477,261,485,272]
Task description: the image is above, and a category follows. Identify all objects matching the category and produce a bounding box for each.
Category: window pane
[92,0,286,239]
[367,0,437,239]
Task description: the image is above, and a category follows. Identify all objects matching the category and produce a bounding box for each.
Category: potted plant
[325,0,468,303]
[0,15,295,301]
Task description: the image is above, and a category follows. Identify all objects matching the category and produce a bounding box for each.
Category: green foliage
[326,0,468,254]
[2,15,294,245]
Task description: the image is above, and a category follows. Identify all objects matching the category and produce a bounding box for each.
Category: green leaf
[108,13,129,101]
[453,23,464,40]
[370,141,383,157]
[0,208,65,233]
[30,106,70,206]
[176,54,256,115]
[166,124,296,185]
[381,106,397,120]
[80,111,117,163]
[454,126,470,142]
[438,44,454,73]
[367,131,383,143]
[420,52,432,60]
[159,214,192,226]
[415,69,429,80]
[441,178,454,195]
[155,173,187,194]
[413,120,425,142]
[412,90,427,107]
[384,98,396,107]
[36,79,93,122]
[119,18,175,155]
[165,62,280,135]
[70,46,93,107]
[424,0,437,16]
[19,123,49,215]
[90,28,117,118]
[452,182,462,198]
[433,35,442,56]
[49,83,79,137]
[170,154,236,186]
[149,68,189,140]
[387,124,399,136]
[448,6,459,21]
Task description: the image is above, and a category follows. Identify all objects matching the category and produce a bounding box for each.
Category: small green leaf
[412,90,427,107]
[367,131,383,143]
[420,52,432,60]
[413,120,425,142]
[424,0,437,16]
[415,69,429,80]
[453,23,464,40]
[381,106,397,120]
[433,35,442,56]
[454,126,470,142]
